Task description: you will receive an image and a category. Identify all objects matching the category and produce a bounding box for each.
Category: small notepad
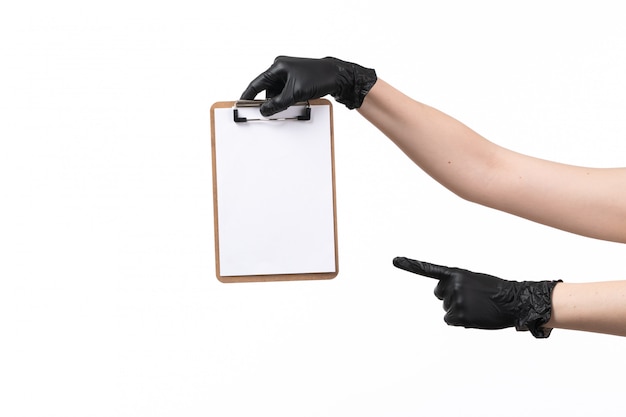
[210,99,338,283]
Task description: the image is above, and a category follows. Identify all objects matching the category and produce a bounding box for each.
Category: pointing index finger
[392,257,452,280]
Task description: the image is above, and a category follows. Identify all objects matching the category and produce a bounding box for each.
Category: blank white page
[213,103,336,277]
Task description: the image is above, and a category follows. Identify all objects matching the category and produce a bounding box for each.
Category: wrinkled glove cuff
[326,57,377,110]
[515,280,562,338]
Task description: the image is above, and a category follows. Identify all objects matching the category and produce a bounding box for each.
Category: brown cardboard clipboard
[210,98,338,283]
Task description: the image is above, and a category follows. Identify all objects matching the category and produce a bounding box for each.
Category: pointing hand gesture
[393,257,561,338]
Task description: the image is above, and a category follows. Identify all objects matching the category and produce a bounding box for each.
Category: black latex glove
[240,56,377,117]
[393,257,561,338]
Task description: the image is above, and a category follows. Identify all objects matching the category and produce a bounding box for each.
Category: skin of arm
[358,79,626,336]
[546,281,626,337]
[358,79,626,244]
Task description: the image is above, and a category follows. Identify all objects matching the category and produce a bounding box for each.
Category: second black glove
[393,257,561,338]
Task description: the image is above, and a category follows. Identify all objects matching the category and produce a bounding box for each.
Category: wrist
[324,57,377,109]
[515,280,562,338]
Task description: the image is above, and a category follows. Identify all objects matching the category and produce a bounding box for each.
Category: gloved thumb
[259,81,297,117]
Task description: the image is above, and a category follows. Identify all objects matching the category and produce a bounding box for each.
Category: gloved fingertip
[240,86,258,101]
[259,100,287,118]
[392,257,408,268]
[259,104,276,118]
[393,257,424,274]
[393,257,449,280]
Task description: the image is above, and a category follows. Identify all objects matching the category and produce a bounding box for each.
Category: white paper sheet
[213,104,336,277]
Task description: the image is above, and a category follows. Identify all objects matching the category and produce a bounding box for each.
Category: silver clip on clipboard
[232,100,311,123]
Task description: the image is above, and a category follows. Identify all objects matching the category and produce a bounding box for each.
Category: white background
[1,1,625,416]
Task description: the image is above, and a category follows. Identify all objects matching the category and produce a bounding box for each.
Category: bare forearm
[358,79,626,243]
[357,79,500,200]
[546,282,626,336]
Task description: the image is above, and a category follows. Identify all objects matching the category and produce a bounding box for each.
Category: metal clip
[233,100,311,123]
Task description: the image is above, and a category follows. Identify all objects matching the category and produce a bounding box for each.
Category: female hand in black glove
[393,257,561,338]
[240,56,377,117]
